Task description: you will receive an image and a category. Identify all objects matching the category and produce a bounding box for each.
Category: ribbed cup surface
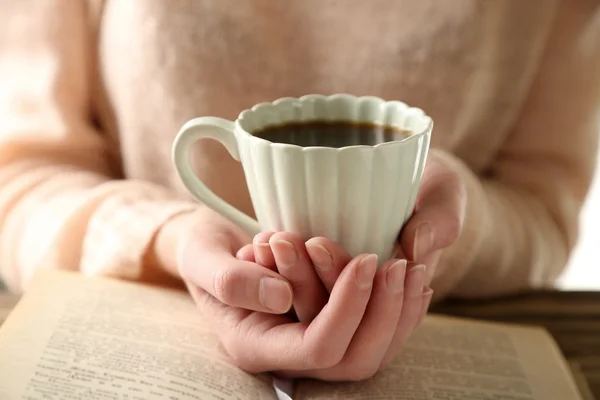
[236,94,432,262]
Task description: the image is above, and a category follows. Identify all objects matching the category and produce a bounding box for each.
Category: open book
[0,270,583,400]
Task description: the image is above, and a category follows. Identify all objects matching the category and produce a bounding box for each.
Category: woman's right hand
[157,207,295,314]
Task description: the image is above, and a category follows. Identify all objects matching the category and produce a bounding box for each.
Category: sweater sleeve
[433,1,600,298]
[0,1,197,293]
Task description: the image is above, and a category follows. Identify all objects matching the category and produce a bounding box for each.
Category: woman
[0,0,598,381]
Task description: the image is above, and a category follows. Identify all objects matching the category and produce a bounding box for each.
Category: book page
[296,315,582,400]
[0,270,276,400]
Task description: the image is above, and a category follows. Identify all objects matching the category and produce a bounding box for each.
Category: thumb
[400,157,466,263]
[178,223,294,314]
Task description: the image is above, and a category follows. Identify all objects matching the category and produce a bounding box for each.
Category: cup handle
[172,117,261,236]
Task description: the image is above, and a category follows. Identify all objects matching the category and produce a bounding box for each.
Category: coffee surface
[253,121,411,148]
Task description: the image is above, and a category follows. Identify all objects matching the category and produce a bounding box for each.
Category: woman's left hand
[396,149,467,286]
[237,233,431,380]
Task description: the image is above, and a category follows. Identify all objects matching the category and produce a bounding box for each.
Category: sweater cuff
[80,186,198,280]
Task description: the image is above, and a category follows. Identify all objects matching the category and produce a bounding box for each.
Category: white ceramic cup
[172,94,432,263]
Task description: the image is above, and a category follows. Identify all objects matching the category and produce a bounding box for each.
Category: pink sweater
[1,0,599,297]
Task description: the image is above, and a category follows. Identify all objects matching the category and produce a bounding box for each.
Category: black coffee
[253,120,411,148]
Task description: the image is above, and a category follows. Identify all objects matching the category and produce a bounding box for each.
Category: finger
[254,231,277,270]
[400,163,466,263]
[186,281,252,323]
[224,253,378,373]
[418,287,434,326]
[178,232,293,314]
[380,262,426,368]
[236,244,255,262]
[270,232,328,322]
[305,237,352,292]
[421,250,441,286]
[189,281,294,370]
[309,258,408,381]
[298,253,377,367]
[395,245,439,286]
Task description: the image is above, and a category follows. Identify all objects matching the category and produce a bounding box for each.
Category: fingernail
[254,242,270,263]
[422,288,434,310]
[413,223,435,260]
[306,242,332,270]
[356,254,378,289]
[386,259,407,293]
[259,277,292,313]
[419,288,434,324]
[270,239,297,267]
[406,264,426,297]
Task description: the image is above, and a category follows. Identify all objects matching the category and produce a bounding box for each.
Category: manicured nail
[406,264,426,297]
[356,254,378,289]
[423,288,434,310]
[419,288,434,324]
[270,239,297,267]
[386,259,407,293]
[254,242,271,264]
[259,277,292,313]
[413,223,434,260]
[306,242,332,270]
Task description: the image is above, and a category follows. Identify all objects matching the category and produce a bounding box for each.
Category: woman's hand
[238,233,432,380]
[396,150,467,285]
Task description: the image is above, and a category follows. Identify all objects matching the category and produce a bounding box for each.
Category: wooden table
[1,290,599,399]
